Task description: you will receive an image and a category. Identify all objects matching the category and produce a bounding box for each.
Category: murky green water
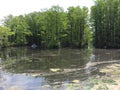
[0,47,120,90]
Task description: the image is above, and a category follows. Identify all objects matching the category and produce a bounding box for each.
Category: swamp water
[0,47,120,90]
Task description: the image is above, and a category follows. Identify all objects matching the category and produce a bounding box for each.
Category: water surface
[0,47,120,90]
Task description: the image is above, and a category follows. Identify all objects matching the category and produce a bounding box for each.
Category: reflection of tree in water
[0,47,120,89]
[1,47,92,73]
[0,47,28,61]
[85,54,95,75]
[0,47,95,89]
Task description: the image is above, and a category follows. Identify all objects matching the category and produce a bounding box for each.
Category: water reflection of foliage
[0,47,93,74]
[1,48,120,90]
[0,47,28,61]
[0,47,94,89]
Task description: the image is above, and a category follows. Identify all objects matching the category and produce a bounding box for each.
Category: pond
[0,47,120,90]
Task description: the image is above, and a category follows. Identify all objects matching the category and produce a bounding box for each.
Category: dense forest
[0,0,120,49]
[91,0,120,48]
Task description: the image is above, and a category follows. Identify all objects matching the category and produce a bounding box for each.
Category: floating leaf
[50,68,61,72]
[72,80,80,83]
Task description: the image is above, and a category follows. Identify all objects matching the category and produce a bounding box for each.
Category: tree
[91,0,120,48]
[0,26,14,47]
[67,6,91,48]
[4,15,31,45]
[43,5,68,48]
[2,5,92,49]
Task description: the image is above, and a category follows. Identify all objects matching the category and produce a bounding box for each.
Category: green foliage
[67,6,91,48]
[2,1,120,49]
[91,0,120,48]
[0,26,14,47]
[4,15,31,46]
[2,5,92,49]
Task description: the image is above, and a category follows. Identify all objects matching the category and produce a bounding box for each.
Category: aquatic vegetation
[100,64,120,75]
[0,47,120,90]
[91,64,120,90]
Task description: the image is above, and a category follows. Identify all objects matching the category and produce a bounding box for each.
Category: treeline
[1,0,120,49]
[91,0,120,48]
[1,6,92,49]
